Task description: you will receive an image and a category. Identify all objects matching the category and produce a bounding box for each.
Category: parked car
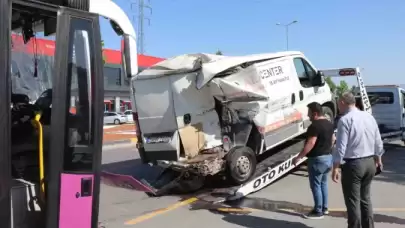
[104,112,128,125]
[124,110,134,122]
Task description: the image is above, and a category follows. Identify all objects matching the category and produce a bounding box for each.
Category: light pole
[276,20,298,50]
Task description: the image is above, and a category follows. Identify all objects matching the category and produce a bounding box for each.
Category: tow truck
[325,68,405,144]
[322,67,372,114]
[101,63,372,203]
[1,0,138,227]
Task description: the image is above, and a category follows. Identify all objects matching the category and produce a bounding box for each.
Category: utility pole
[276,20,298,50]
[130,0,152,54]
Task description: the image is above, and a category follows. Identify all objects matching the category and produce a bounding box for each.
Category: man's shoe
[303,210,324,219]
[323,208,329,215]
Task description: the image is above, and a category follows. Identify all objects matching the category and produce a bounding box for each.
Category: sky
[100,0,405,86]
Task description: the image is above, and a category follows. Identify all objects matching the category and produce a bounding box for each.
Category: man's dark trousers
[341,156,376,228]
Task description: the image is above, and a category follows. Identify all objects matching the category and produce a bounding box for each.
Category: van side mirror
[122,35,138,78]
[313,71,325,86]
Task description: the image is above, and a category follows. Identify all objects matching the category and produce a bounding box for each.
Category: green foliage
[325,76,336,92]
[350,85,357,92]
[325,76,350,96]
[336,80,349,96]
[215,50,223,55]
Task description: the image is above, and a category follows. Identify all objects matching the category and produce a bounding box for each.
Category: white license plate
[145,136,171,144]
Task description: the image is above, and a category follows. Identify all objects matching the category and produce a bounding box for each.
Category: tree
[325,76,350,96]
[215,50,223,55]
[336,80,349,96]
[350,85,357,92]
[325,76,336,93]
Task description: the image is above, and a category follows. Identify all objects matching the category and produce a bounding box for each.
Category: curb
[103,138,138,147]
[384,144,404,149]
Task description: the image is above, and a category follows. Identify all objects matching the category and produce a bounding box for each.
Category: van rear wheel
[114,119,120,125]
[226,146,257,185]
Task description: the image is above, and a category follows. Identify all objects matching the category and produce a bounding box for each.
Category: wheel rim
[236,156,251,176]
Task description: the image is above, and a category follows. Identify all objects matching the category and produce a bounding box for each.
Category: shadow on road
[102,159,143,175]
[327,211,405,225]
[190,197,405,226]
[374,144,405,186]
[221,214,312,228]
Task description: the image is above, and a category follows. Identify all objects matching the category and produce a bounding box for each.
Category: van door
[171,72,222,157]
[256,58,302,149]
[292,57,328,129]
[133,75,180,161]
[45,7,104,228]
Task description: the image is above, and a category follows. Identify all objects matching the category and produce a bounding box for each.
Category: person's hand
[332,168,340,183]
[374,156,383,170]
[292,156,300,166]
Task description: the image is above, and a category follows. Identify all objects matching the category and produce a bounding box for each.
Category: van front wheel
[226,146,257,185]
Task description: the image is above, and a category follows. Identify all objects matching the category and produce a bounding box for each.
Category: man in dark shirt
[292,102,335,219]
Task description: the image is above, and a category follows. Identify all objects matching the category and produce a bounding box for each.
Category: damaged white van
[131,51,336,184]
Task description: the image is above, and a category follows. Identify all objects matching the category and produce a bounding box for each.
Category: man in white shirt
[332,92,384,228]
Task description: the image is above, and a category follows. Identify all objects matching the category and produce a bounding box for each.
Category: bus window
[64,18,95,171]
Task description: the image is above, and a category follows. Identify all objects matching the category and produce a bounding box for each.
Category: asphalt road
[99,143,405,228]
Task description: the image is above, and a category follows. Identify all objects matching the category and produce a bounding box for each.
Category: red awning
[11,34,165,66]
[104,100,111,103]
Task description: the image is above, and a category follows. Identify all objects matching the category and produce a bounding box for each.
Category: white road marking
[103,126,117,129]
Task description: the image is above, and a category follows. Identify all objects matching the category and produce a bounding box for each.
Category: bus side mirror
[122,35,138,78]
[313,71,325,86]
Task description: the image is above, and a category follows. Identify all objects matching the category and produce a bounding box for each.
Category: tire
[322,106,334,124]
[114,119,120,125]
[226,146,257,185]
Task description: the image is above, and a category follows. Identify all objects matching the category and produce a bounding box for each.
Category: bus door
[0,0,12,227]
[45,7,104,228]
